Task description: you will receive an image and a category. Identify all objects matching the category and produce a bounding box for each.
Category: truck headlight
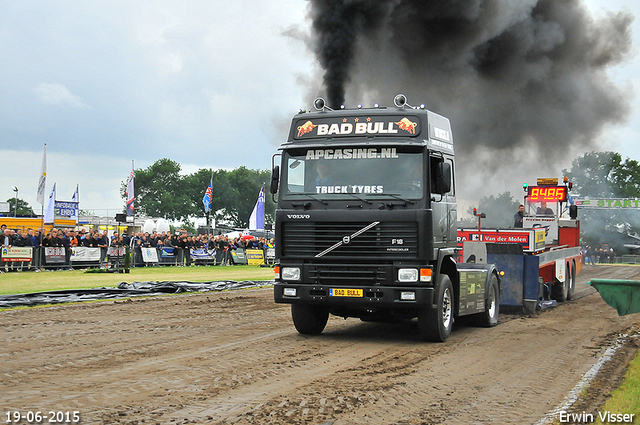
[281,267,301,281]
[398,268,418,282]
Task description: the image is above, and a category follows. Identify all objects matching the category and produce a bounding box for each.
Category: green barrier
[587,279,640,316]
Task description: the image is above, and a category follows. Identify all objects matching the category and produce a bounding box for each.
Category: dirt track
[2,265,640,425]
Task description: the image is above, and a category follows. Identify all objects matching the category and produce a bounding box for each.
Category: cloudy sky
[1,0,639,219]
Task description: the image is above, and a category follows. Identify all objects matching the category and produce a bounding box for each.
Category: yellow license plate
[329,288,363,297]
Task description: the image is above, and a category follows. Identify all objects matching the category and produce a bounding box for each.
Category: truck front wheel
[418,275,454,342]
[291,304,329,335]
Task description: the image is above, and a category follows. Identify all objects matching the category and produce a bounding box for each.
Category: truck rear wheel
[552,272,569,303]
[418,275,454,342]
[476,274,500,327]
[566,263,576,300]
[291,304,329,335]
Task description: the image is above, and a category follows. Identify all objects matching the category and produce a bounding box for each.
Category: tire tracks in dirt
[1,266,639,425]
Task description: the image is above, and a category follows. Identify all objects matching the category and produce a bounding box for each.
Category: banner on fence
[191,248,215,260]
[141,247,159,263]
[1,247,33,262]
[246,249,265,266]
[231,249,248,265]
[45,247,65,263]
[266,248,275,261]
[71,247,101,262]
[107,246,125,257]
[160,247,175,258]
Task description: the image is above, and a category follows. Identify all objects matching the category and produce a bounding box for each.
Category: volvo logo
[315,221,380,258]
[287,214,311,219]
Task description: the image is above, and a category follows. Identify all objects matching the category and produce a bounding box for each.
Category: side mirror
[270,165,280,194]
[436,162,451,194]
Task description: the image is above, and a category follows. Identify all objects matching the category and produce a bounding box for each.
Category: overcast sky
[583,0,640,158]
[1,0,639,220]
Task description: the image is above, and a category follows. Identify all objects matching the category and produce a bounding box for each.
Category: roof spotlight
[313,98,326,111]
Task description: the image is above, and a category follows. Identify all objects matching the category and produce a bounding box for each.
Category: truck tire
[566,263,576,300]
[476,273,500,327]
[552,273,569,303]
[418,275,454,342]
[291,304,329,335]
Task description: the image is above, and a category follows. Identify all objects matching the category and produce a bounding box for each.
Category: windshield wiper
[341,192,373,205]
[366,193,415,205]
[293,193,328,205]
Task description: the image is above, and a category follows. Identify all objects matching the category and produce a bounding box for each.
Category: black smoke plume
[310,0,399,107]
[308,0,634,208]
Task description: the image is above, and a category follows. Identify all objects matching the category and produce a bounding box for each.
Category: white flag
[44,183,56,224]
[71,185,79,224]
[248,184,265,230]
[126,161,134,216]
[36,144,47,205]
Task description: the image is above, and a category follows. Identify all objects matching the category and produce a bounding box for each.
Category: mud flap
[456,263,494,317]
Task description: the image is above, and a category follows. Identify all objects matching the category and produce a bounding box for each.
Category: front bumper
[274,282,435,308]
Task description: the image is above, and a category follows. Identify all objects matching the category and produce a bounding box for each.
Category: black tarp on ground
[0,280,274,308]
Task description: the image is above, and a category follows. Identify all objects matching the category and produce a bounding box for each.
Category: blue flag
[249,184,265,230]
[203,181,213,213]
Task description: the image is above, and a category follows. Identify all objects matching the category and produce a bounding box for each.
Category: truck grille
[308,264,388,286]
[281,221,418,259]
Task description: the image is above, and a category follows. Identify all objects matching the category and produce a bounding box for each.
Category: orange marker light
[420,268,433,282]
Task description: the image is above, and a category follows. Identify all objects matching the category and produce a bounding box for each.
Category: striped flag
[203,181,213,213]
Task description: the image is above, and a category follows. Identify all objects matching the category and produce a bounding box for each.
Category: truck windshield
[281,147,423,200]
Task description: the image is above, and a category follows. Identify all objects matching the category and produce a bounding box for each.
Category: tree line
[119,158,275,229]
[465,151,640,251]
[6,152,640,248]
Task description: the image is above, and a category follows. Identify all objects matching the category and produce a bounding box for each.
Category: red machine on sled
[458,177,582,314]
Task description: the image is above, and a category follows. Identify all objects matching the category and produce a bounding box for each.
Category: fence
[0,246,276,271]
[618,255,640,265]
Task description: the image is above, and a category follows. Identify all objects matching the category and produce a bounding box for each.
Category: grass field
[595,349,640,424]
[0,265,275,296]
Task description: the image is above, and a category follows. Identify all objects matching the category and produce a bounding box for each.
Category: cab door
[430,155,457,249]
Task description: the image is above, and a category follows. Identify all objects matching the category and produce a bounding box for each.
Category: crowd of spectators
[581,244,616,265]
[1,225,112,250]
[125,231,273,251]
[124,231,274,266]
[1,223,274,271]
[2,224,41,248]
